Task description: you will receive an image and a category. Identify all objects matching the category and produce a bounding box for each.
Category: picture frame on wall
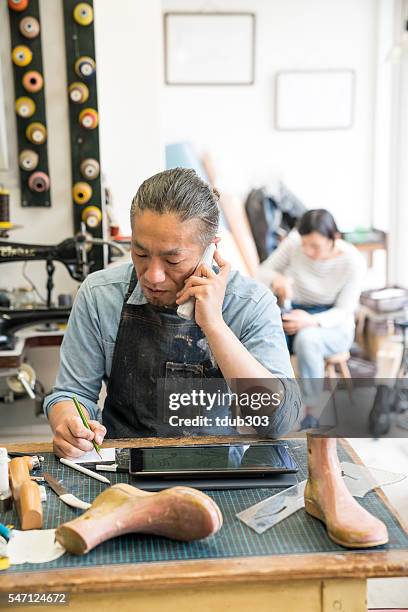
[164,12,256,86]
[275,69,356,131]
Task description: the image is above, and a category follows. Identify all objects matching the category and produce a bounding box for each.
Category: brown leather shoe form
[304,435,388,549]
[56,483,223,555]
[304,479,389,548]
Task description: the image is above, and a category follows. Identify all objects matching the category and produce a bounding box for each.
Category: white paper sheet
[63,447,115,464]
[8,529,65,564]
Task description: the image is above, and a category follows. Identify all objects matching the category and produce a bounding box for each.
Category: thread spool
[15,96,36,118]
[68,81,89,104]
[22,70,43,93]
[73,2,93,26]
[12,45,32,67]
[0,188,11,229]
[22,69,43,93]
[19,149,38,171]
[73,182,92,204]
[80,158,100,180]
[74,56,96,79]
[28,171,50,193]
[19,16,40,38]
[79,107,98,129]
[8,0,29,11]
[82,206,102,229]
[26,122,47,144]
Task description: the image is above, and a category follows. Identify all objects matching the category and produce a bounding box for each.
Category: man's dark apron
[103,271,233,438]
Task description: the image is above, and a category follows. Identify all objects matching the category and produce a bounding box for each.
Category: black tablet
[129,442,298,478]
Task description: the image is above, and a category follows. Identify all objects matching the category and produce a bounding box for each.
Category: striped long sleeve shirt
[257,231,366,329]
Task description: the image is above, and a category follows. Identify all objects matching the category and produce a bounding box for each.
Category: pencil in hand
[72,396,102,459]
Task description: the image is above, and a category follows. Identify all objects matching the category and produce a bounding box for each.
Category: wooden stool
[325,351,352,397]
[325,352,352,379]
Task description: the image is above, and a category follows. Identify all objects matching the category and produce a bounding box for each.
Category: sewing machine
[0,229,126,404]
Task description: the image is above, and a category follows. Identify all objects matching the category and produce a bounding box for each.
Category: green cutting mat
[2,441,408,573]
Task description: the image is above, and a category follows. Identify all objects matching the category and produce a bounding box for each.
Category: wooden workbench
[1,436,407,612]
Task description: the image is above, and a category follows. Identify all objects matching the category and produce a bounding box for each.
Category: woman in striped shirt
[258,210,390,549]
[258,209,365,385]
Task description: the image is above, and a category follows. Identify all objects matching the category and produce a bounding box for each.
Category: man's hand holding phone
[176,246,230,333]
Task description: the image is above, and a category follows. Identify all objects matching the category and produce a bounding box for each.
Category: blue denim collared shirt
[44,263,300,435]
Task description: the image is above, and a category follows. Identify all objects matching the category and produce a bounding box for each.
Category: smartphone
[177,243,216,320]
[129,443,298,478]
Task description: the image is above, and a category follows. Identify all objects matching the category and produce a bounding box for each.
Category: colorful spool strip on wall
[63,0,106,272]
[8,0,51,207]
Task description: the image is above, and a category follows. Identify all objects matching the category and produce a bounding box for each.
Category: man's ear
[214,235,221,246]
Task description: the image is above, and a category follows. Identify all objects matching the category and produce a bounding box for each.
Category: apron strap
[125,268,138,301]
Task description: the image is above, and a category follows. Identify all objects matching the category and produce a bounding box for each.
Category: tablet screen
[130,443,298,477]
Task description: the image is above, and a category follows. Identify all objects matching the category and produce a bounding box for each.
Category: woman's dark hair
[297,209,339,241]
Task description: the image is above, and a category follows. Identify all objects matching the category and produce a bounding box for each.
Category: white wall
[388,0,408,286]
[94,0,165,234]
[162,0,378,231]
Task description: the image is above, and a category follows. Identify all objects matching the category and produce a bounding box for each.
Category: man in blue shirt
[44,168,300,458]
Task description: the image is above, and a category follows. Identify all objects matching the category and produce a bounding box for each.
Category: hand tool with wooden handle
[9,457,43,530]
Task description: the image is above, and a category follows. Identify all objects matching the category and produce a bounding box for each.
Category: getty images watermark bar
[157,377,408,438]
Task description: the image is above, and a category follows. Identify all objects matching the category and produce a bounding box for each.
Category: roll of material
[26,122,47,145]
[73,2,94,26]
[28,171,50,193]
[74,56,96,79]
[79,107,98,130]
[12,45,32,67]
[22,70,43,93]
[8,0,29,11]
[80,158,100,180]
[19,16,40,39]
[19,149,39,171]
[73,182,92,205]
[82,206,102,228]
[68,81,89,104]
[15,96,36,118]
[0,189,10,226]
